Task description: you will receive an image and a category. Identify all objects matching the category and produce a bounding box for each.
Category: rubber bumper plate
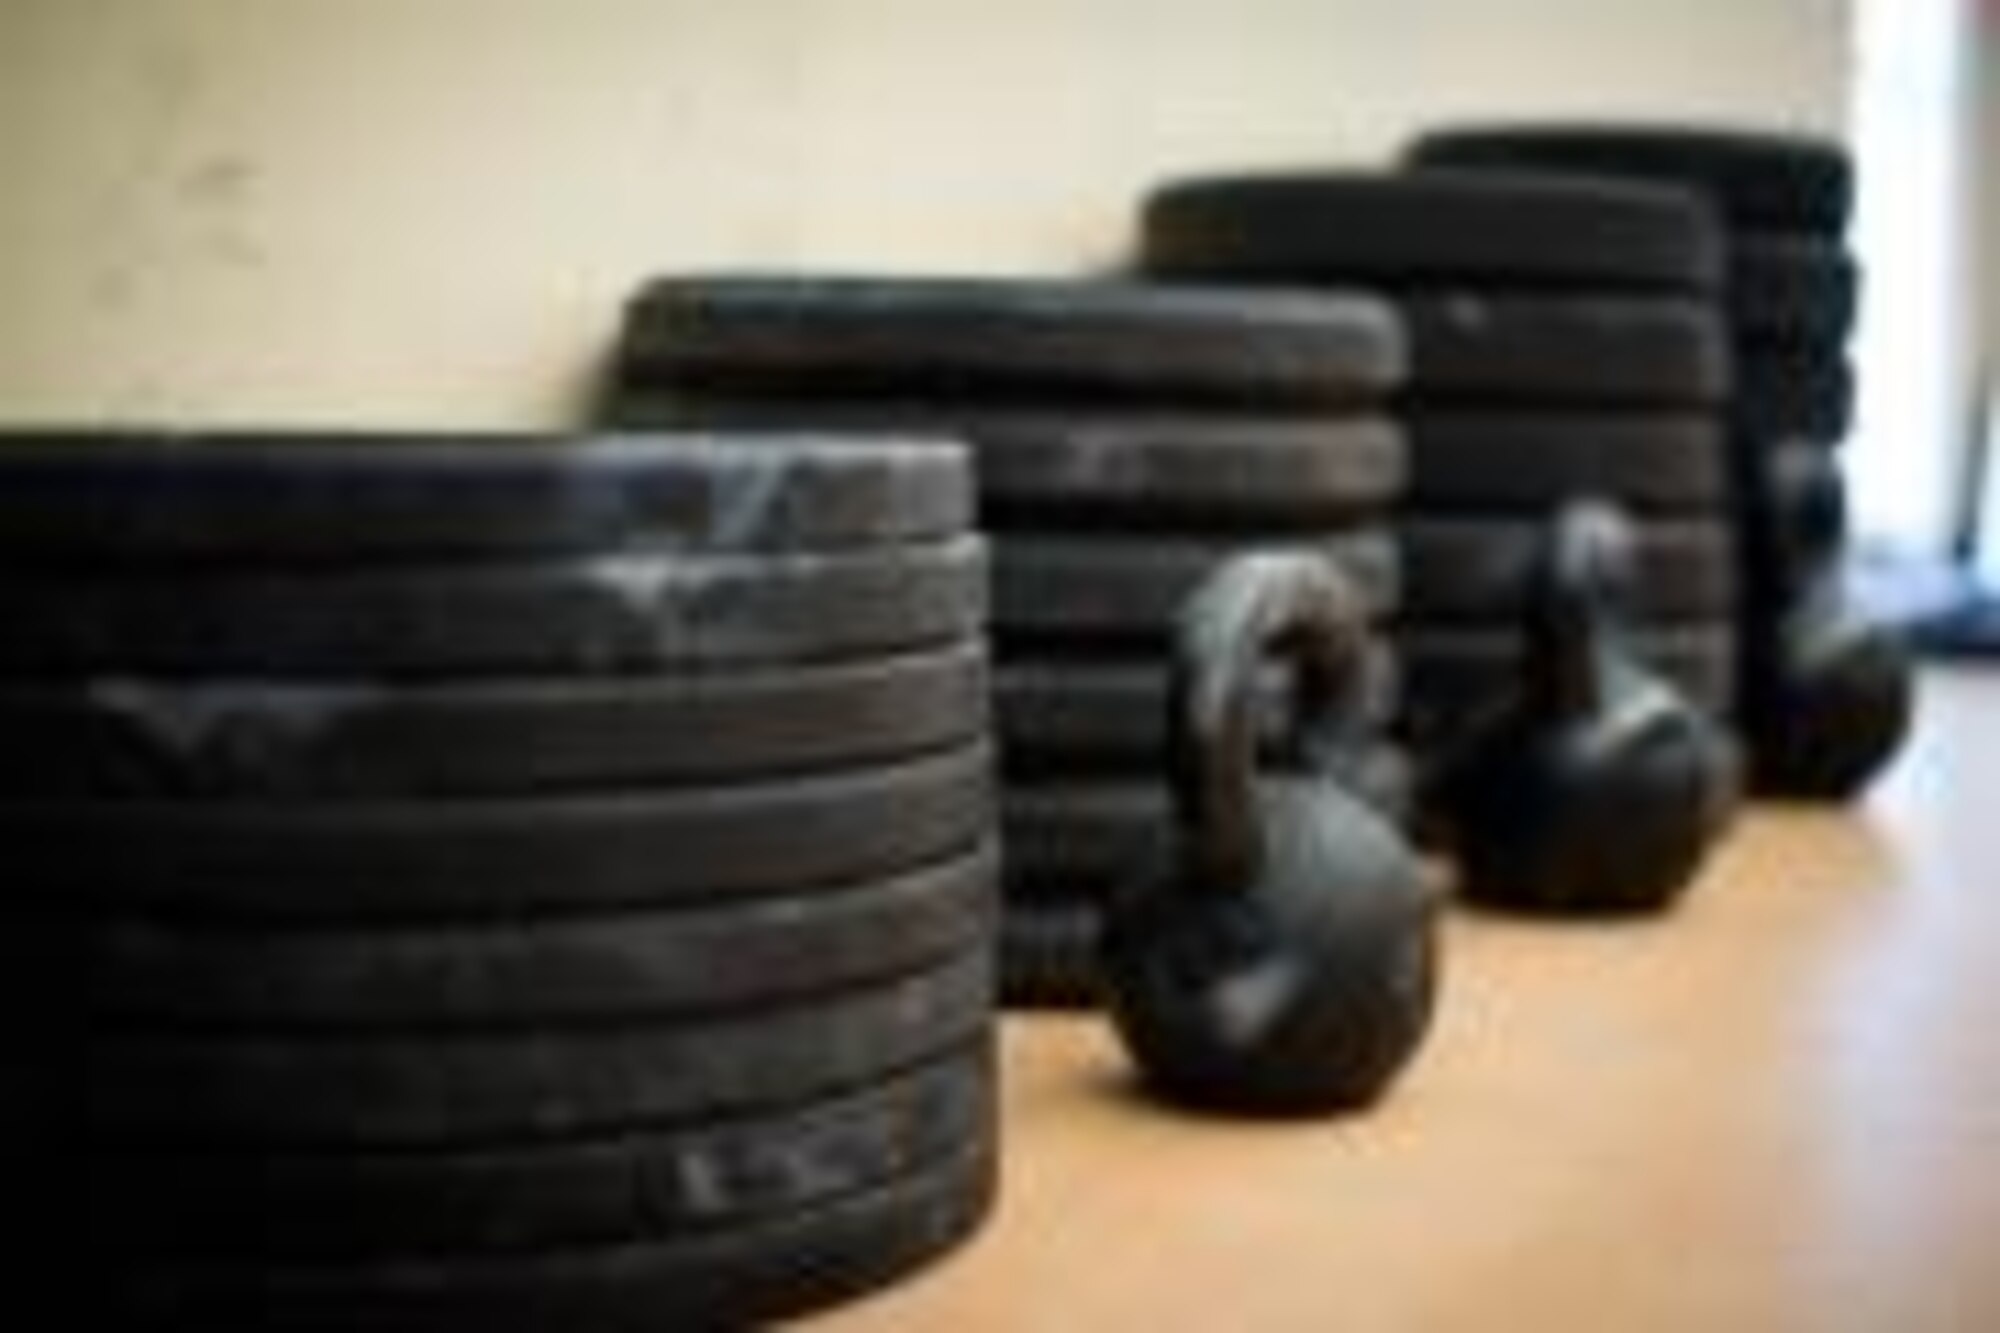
[1408,124,1855,233]
[90,1141,995,1331]
[1403,409,1726,512]
[0,431,972,565]
[79,1042,994,1260]
[0,644,987,798]
[993,530,1397,646]
[27,843,995,1028]
[0,743,992,922]
[1142,171,1721,290]
[615,275,1405,406]
[1401,515,1734,623]
[0,538,986,679]
[70,949,992,1147]
[1400,292,1728,405]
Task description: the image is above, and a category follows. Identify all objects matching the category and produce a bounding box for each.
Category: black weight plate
[42,844,995,1030]
[1000,901,1103,1010]
[1408,125,1854,232]
[1728,236,1859,343]
[84,1043,993,1260]
[993,648,1399,774]
[97,1139,994,1331]
[973,412,1403,527]
[1732,347,1855,443]
[1001,782,1170,899]
[0,432,971,567]
[611,398,1405,529]
[75,949,991,1148]
[1142,171,1721,290]
[617,276,1404,405]
[1401,292,1728,405]
[1403,409,1726,511]
[1002,752,1419,899]
[993,530,1398,646]
[1,744,991,923]
[0,538,984,680]
[1398,625,1736,749]
[1401,516,1734,622]
[0,644,986,799]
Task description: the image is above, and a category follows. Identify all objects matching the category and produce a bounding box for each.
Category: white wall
[0,0,1852,427]
[1980,11,2000,377]
[1965,6,1999,566]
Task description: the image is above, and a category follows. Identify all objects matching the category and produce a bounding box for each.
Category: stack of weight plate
[1140,171,1738,792]
[1409,126,1901,796]
[0,432,996,1329]
[605,276,1410,1008]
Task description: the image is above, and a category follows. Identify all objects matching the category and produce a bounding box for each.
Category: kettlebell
[1432,499,1737,914]
[1099,552,1438,1115]
[1753,440,1914,798]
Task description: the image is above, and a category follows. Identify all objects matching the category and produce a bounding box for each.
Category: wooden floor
[812,668,2000,1331]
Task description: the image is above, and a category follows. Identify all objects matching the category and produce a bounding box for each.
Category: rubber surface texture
[1142,171,1722,289]
[1408,125,1855,232]
[0,644,987,798]
[617,276,1405,404]
[1401,515,1735,622]
[606,398,1406,528]
[993,648,1399,773]
[1403,410,1726,511]
[81,1043,994,1260]
[72,949,992,1147]
[1,743,992,922]
[1731,348,1855,443]
[1728,236,1859,343]
[0,432,972,565]
[31,844,995,1029]
[92,1140,995,1331]
[1401,292,1728,405]
[1000,901,1103,1010]
[0,538,986,679]
[993,530,1398,645]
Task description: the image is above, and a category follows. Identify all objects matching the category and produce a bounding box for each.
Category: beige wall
[0,0,1852,428]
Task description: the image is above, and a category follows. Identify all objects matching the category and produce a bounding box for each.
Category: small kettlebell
[1099,552,1438,1115]
[1753,440,1914,799]
[1432,499,1737,914]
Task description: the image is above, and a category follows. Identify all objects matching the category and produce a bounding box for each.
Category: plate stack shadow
[607,277,1410,1007]
[0,431,998,1329]
[1411,126,1912,797]
[1141,171,1740,808]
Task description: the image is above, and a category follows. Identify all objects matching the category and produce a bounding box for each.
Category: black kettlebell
[1099,552,1438,1115]
[1754,440,1914,798]
[1432,499,1737,914]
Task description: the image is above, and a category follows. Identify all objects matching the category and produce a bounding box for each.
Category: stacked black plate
[1140,172,1738,790]
[0,431,997,1329]
[606,277,1410,1007]
[1410,126,1913,797]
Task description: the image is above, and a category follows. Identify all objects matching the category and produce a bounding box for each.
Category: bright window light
[1848,0,1975,556]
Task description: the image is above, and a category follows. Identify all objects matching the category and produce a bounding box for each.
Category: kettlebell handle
[1167,552,1378,892]
[1768,441,1846,602]
[1527,499,1640,718]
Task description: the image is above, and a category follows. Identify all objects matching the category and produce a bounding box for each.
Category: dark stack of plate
[1410,126,1914,797]
[1140,172,1738,791]
[606,277,1410,1007]
[0,431,997,1329]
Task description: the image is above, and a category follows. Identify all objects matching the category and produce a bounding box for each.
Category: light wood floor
[812,667,2000,1332]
